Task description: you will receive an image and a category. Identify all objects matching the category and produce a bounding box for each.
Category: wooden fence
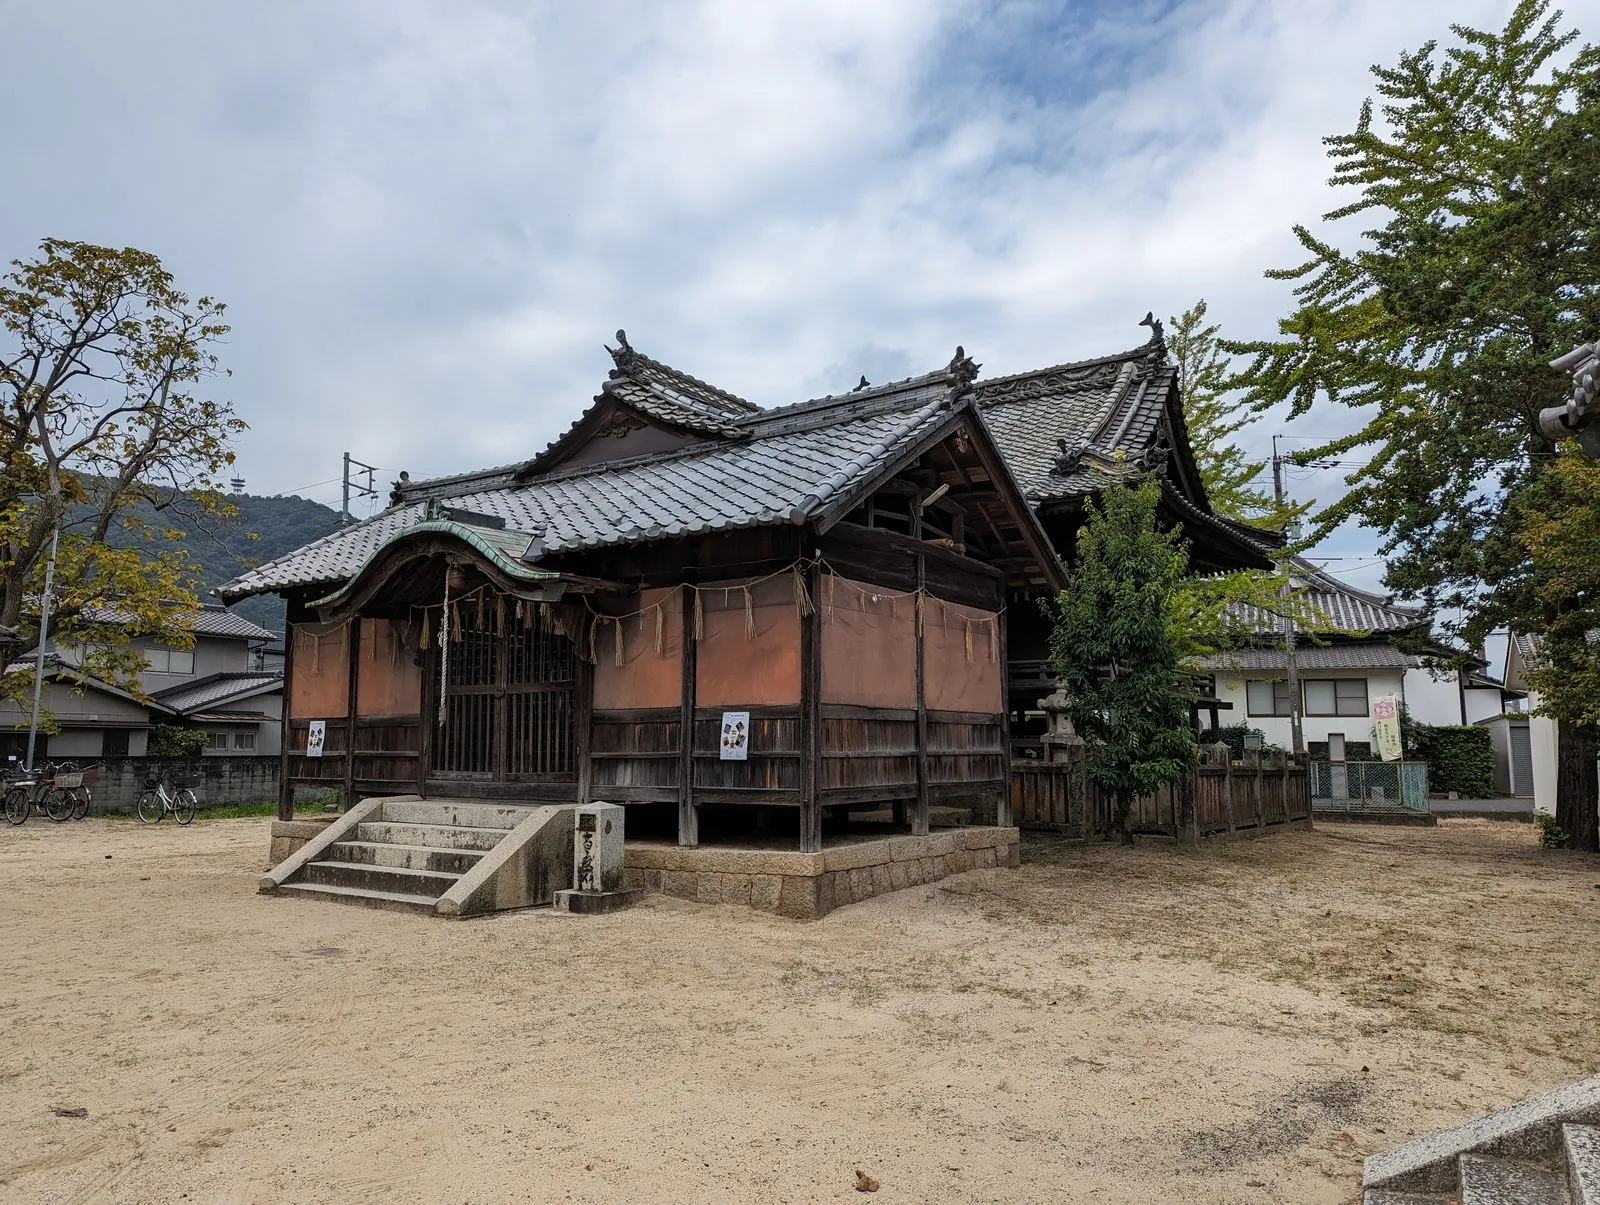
[1010,744,1312,841]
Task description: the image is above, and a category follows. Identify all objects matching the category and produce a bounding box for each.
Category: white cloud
[1,0,1591,583]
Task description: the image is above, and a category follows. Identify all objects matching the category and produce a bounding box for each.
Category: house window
[1246,680,1292,717]
[1304,678,1369,717]
[206,731,230,750]
[233,731,256,751]
[145,647,196,675]
[102,729,130,758]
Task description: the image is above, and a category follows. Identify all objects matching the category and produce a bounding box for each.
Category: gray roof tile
[1227,558,1425,636]
[1200,643,1414,671]
[154,671,283,713]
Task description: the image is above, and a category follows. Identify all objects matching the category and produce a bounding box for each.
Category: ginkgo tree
[0,239,246,711]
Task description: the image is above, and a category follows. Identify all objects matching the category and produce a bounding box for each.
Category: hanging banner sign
[719,711,749,761]
[306,720,327,759]
[1372,696,1402,762]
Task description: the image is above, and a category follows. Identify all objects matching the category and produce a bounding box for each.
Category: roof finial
[607,328,637,375]
[853,374,870,391]
[1139,311,1164,347]
[946,345,981,392]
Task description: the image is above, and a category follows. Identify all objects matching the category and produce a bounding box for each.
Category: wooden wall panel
[288,623,349,718]
[356,619,422,716]
[923,600,1003,714]
[695,577,801,707]
[593,587,683,711]
[819,575,917,709]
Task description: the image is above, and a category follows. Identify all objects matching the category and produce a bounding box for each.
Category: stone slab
[821,840,894,872]
[553,888,642,915]
[625,843,824,876]
[1364,1073,1600,1194]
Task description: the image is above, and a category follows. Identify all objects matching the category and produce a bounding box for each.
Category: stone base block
[267,816,339,867]
[623,828,1020,921]
[553,888,643,915]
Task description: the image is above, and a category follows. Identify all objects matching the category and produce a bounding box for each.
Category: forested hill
[110,492,343,637]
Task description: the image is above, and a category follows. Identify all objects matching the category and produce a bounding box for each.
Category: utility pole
[341,452,379,524]
[25,523,59,772]
[1272,436,1305,756]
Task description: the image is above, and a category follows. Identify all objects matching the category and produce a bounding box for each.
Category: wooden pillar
[342,619,360,811]
[912,553,930,837]
[277,620,296,822]
[799,562,823,853]
[678,583,698,847]
[576,618,594,807]
[995,595,1012,828]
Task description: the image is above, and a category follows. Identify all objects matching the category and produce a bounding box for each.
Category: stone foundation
[622,827,1021,920]
[268,815,339,867]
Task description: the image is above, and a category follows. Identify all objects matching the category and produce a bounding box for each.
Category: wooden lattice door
[431,603,578,781]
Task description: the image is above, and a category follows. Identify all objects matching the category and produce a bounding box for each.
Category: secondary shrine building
[220,326,1273,852]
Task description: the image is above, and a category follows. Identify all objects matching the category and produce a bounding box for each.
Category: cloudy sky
[3,0,1592,611]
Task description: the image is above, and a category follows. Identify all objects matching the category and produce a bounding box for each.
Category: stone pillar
[555,801,636,914]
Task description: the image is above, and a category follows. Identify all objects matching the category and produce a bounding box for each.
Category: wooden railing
[1011,745,1312,841]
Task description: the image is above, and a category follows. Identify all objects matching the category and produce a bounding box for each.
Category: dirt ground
[2,818,1598,1205]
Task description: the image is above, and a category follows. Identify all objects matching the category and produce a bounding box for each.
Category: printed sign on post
[719,711,750,761]
[305,719,327,759]
[1372,696,1402,763]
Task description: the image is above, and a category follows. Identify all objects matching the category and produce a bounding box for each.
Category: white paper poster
[719,711,750,761]
[1372,696,1402,763]
[306,719,327,758]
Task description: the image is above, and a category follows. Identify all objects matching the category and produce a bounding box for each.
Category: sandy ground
[1,818,1598,1205]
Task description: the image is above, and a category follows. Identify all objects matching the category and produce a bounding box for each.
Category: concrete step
[1363,1192,1454,1205]
[275,881,438,915]
[353,821,508,852]
[1459,1154,1571,1205]
[326,840,484,876]
[300,860,459,898]
[378,800,534,830]
[1567,1125,1600,1205]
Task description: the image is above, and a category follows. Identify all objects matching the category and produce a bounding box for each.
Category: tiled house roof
[1226,559,1426,636]
[153,671,283,714]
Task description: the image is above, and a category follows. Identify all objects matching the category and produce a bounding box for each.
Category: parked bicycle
[2,767,64,826]
[136,772,197,825]
[46,762,97,821]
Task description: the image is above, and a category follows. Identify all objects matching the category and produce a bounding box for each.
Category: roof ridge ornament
[606,328,637,378]
[946,345,981,392]
[1139,311,1165,348]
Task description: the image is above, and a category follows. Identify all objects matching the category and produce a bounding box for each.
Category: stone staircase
[261,797,575,917]
[1364,1073,1600,1204]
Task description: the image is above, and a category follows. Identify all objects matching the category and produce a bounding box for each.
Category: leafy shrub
[147,724,208,758]
[1196,723,1266,757]
[1409,725,1496,798]
[1534,813,1569,848]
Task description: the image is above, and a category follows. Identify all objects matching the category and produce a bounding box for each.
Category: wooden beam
[913,552,930,837]
[996,601,1013,829]
[277,617,296,822]
[678,583,699,847]
[799,562,823,853]
[576,618,594,807]
[342,618,360,812]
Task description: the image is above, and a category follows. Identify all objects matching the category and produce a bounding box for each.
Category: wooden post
[995,596,1012,829]
[912,553,930,837]
[343,618,360,812]
[277,619,296,822]
[799,563,823,853]
[678,584,698,847]
[576,616,594,807]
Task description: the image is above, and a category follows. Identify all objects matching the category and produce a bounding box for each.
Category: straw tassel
[964,617,974,664]
[693,588,704,642]
[655,603,664,654]
[915,592,924,638]
[451,598,463,642]
[419,609,431,650]
[792,569,813,618]
[743,586,755,640]
[825,571,836,623]
[496,595,506,636]
[614,616,624,666]
[988,616,999,662]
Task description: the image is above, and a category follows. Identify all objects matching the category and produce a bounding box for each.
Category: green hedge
[1410,725,1496,798]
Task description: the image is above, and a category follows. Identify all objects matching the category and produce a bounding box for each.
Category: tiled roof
[76,603,277,642]
[153,671,283,714]
[1200,643,1413,672]
[218,369,962,601]
[975,342,1172,501]
[1227,558,1426,637]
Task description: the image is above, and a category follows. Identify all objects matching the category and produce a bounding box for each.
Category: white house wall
[1527,691,1559,817]
[1211,668,1407,751]
[1402,665,1466,726]
[1463,687,1507,725]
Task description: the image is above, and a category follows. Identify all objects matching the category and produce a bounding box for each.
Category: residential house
[0,604,281,762]
[1200,559,1501,758]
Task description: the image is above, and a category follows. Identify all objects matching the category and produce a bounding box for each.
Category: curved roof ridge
[748,367,952,422]
[975,341,1163,396]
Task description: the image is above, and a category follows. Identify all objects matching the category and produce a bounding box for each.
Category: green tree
[0,240,245,709]
[1046,475,1196,842]
[1169,299,1307,532]
[1226,1,1600,837]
